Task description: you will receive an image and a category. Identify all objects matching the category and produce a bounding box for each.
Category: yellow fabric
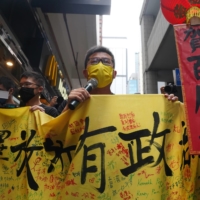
[0,95,200,199]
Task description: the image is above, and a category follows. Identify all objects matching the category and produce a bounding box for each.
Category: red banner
[174,24,200,154]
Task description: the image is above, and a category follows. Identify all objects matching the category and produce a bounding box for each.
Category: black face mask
[19,87,35,103]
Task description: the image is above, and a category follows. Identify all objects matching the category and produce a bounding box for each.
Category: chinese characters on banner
[174,24,200,153]
[0,95,200,199]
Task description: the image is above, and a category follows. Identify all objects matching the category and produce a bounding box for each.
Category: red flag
[174,24,200,154]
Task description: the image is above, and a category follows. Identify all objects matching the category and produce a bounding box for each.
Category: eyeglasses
[19,82,39,88]
[88,57,114,66]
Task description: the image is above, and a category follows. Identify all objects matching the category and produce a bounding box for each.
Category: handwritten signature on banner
[0,95,200,199]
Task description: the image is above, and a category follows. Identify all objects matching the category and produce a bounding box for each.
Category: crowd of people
[0,46,178,117]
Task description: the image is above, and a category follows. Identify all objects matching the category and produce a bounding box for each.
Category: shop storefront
[0,0,111,105]
[0,0,68,105]
[0,27,27,105]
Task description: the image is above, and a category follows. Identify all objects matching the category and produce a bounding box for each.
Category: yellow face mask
[87,63,114,88]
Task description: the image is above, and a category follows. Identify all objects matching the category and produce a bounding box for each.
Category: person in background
[19,71,59,117]
[49,96,58,107]
[59,46,178,113]
[0,76,17,108]
[49,96,64,110]
[160,86,165,94]
[54,96,64,109]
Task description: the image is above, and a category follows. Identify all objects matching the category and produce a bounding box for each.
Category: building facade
[127,73,139,94]
[127,52,141,94]
[140,0,179,94]
[0,0,111,103]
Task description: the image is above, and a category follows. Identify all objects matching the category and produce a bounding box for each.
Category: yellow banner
[0,95,200,200]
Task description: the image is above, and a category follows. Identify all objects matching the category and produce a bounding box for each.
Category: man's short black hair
[0,76,15,91]
[84,46,115,69]
[20,71,45,88]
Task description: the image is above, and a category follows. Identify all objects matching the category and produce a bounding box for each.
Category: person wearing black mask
[19,71,59,117]
[0,76,17,108]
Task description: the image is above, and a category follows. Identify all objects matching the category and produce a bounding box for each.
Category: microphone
[68,78,98,110]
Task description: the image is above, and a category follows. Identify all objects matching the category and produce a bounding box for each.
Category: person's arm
[62,88,90,113]
[29,105,45,112]
[47,106,59,117]
[29,104,59,117]
[57,100,68,114]
[40,104,59,117]
[49,96,58,107]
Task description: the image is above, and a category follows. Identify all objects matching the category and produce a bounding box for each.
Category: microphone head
[88,78,98,89]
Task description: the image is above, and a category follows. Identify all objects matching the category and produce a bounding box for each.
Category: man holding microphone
[60,46,178,113]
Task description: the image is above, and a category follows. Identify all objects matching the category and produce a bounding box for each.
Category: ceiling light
[6,61,13,66]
